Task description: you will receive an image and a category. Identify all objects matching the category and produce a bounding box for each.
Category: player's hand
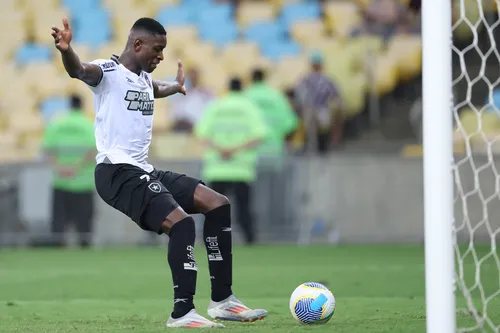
[51,18,72,52]
[176,60,187,95]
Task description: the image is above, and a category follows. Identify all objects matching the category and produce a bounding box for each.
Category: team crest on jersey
[148,182,162,193]
[124,90,154,115]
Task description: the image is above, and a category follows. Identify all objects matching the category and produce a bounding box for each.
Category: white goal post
[423,0,456,332]
[424,0,500,332]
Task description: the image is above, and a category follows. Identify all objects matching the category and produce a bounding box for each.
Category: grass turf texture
[0,245,498,332]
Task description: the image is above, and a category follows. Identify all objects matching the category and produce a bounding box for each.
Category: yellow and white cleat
[207,295,268,323]
[166,309,225,328]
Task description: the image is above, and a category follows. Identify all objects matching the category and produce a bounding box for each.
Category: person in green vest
[42,95,96,248]
[245,68,299,164]
[244,68,299,229]
[194,77,270,245]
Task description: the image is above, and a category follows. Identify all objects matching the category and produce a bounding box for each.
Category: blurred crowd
[165,0,421,155]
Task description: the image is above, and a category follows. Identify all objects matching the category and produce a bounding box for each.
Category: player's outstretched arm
[153,60,187,98]
[51,18,102,87]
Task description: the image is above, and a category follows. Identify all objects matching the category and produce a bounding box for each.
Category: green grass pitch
[0,244,498,332]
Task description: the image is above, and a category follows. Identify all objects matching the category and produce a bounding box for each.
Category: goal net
[450,0,500,332]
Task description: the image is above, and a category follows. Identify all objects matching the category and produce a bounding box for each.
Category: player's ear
[133,39,143,52]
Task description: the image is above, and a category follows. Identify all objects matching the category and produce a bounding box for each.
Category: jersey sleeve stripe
[88,65,104,88]
[110,54,120,64]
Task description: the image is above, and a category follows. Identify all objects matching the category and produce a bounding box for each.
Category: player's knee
[194,184,230,213]
[214,192,230,208]
[161,207,190,234]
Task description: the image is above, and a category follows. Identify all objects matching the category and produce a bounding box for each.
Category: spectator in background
[169,68,214,133]
[245,68,298,164]
[41,95,96,248]
[295,51,343,154]
[194,77,269,245]
[245,69,298,228]
[351,0,409,40]
[285,89,307,154]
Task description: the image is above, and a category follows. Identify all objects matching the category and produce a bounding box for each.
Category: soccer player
[50,17,268,328]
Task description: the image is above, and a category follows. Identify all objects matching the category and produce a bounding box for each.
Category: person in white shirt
[170,68,215,133]
[51,17,267,328]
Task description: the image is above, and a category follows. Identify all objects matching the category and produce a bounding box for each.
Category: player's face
[136,35,167,73]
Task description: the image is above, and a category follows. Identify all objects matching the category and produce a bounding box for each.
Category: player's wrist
[173,81,183,93]
[59,44,72,53]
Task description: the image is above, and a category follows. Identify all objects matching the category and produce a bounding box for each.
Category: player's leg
[153,170,267,322]
[94,164,222,328]
[154,171,233,301]
[195,183,267,322]
[233,182,255,245]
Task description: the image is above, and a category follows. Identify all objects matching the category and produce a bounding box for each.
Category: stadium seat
[245,21,287,47]
[15,43,52,66]
[0,12,28,59]
[336,72,367,118]
[2,0,19,10]
[112,8,153,41]
[8,111,44,136]
[40,96,71,123]
[152,98,170,133]
[19,62,65,100]
[62,0,100,14]
[268,54,309,90]
[372,54,399,96]
[151,133,204,159]
[453,0,485,41]
[151,54,185,81]
[279,2,322,28]
[179,41,217,69]
[324,1,361,39]
[30,9,71,45]
[72,9,112,48]
[221,41,260,66]
[0,65,37,114]
[156,5,193,27]
[237,2,276,27]
[198,21,239,47]
[64,42,95,64]
[134,0,180,14]
[262,40,301,61]
[290,19,325,46]
[162,25,198,56]
[456,108,500,139]
[23,0,59,12]
[102,0,136,10]
[199,62,230,96]
[223,54,263,82]
[196,3,234,26]
[93,42,123,61]
[346,35,384,72]
[386,35,422,82]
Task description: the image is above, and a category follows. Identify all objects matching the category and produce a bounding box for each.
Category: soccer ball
[289,282,336,324]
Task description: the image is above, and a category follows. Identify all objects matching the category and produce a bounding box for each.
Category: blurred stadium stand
[2,0,493,164]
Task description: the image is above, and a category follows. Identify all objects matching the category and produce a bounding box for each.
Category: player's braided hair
[131,18,167,36]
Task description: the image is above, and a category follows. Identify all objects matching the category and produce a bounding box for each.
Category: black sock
[168,216,197,318]
[203,204,233,302]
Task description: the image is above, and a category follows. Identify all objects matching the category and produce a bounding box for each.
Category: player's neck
[118,52,142,76]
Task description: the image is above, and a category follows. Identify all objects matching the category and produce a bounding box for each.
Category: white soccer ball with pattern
[289,282,336,324]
